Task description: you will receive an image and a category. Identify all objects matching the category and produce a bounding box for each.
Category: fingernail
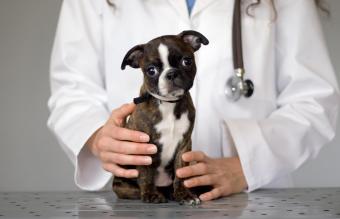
[132,170,139,177]
[147,145,157,154]
[140,134,150,142]
[184,180,190,187]
[145,156,152,164]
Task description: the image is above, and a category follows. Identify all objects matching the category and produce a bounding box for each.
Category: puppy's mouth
[169,89,185,98]
[158,85,186,99]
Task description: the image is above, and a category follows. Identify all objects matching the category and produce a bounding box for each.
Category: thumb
[111,103,136,125]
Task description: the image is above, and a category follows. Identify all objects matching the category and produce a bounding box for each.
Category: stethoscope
[225,0,254,101]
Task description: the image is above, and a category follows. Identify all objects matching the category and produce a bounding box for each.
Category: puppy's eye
[146,65,158,77]
[182,57,192,67]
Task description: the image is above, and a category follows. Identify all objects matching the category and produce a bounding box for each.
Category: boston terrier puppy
[112,31,209,205]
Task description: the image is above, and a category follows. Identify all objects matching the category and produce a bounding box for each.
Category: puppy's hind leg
[112,177,140,199]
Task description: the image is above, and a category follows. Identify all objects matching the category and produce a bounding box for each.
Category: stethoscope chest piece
[225,75,243,101]
[225,68,254,102]
[244,79,254,97]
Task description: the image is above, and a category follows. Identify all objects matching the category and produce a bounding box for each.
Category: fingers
[100,152,152,166]
[199,186,232,201]
[110,103,136,126]
[102,163,139,178]
[109,126,150,143]
[99,137,157,155]
[176,162,209,178]
[183,174,215,188]
[199,188,221,201]
[182,151,208,163]
[200,188,222,201]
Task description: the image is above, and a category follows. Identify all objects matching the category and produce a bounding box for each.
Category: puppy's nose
[166,70,178,81]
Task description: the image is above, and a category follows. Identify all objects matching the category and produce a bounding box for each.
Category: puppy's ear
[121,44,144,70]
[178,30,209,51]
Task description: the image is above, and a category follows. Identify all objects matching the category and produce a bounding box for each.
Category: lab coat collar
[191,0,216,17]
[166,0,216,20]
[166,0,189,20]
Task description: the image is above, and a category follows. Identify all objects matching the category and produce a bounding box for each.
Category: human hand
[86,103,157,178]
[176,151,247,201]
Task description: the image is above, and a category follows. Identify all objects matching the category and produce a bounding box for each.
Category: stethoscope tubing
[232,0,244,70]
[225,0,254,101]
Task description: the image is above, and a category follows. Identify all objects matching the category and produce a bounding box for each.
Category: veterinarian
[48,0,339,201]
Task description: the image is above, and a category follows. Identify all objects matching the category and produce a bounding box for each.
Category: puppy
[112,31,209,205]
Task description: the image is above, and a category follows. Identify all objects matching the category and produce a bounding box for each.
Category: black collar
[133,92,182,104]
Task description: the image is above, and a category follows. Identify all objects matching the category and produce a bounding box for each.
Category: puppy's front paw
[182,197,201,206]
[175,191,201,206]
[141,191,167,203]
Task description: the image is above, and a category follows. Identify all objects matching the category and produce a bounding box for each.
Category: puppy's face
[121,31,209,99]
[141,39,195,98]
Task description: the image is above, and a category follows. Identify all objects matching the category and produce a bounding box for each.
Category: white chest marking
[154,102,190,186]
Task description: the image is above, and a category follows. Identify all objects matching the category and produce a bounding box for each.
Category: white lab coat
[47,0,340,192]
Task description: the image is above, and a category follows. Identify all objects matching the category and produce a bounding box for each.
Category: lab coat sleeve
[47,0,112,191]
[224,0,340,192]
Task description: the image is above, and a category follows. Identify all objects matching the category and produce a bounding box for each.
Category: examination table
[0,188,339,218]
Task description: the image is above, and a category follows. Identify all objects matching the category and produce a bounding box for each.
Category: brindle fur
[112,84,197,203]
[113,32,209,204]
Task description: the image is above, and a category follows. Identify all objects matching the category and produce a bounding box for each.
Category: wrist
[85,126,103,157]
[234,156,248,190]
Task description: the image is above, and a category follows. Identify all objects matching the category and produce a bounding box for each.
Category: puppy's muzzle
[166,70,178,81]
[166,70,193,92]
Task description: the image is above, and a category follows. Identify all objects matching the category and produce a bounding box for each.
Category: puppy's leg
[112,177,140,199]
[137,166,167,203]
[173,139,200,206]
